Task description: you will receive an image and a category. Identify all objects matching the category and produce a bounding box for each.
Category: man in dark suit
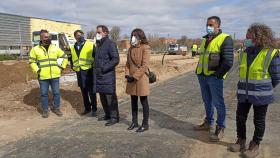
[93,25,120,126]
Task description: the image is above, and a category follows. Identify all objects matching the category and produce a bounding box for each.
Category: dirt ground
[0,53,198,146]
[1,58,279,158]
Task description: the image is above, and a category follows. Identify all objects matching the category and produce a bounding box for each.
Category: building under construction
[0,12,82,54]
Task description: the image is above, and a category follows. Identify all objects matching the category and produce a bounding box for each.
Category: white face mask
[131,36,138,46]
[96,33,103,41]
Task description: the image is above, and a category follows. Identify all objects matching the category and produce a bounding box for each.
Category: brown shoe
[229,138,246,152]
[53,109,63,117]
[209,125,225,142]
[42,111,49,118]
[193,120,213,131]
[242,141,259,158]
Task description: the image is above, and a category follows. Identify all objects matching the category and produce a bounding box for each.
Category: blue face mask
[206,26,215,35]
[244,39,254,47]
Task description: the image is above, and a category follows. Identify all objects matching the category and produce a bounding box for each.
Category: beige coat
[125,44,151,96]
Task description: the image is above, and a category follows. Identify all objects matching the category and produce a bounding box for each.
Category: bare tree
[87,29,95,39]
[177,35,188,45]
[110,26,121,43]
[147,33,166,52]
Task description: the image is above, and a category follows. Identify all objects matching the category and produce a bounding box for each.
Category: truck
[168,43,188,55]
[32,31,75,53]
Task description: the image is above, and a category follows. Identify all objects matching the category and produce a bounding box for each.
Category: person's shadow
[23,88,85,115]
[149,108,231,147]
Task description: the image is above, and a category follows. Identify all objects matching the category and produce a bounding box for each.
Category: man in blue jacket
[93,25,120,126]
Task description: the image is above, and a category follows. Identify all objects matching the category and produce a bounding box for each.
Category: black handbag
[129,49,156,84]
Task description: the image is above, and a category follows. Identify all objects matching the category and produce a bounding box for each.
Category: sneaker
[242,141,259,158]
[209,125,225,142]
[42,111,49,118]
[193,119,214,131]
[53,109,63,117]
[229,138,246,152]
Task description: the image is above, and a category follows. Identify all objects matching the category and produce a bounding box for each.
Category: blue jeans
[39,78,60,111]
[197,74,226,128]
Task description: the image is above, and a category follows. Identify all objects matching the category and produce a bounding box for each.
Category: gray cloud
[0,0,279,39]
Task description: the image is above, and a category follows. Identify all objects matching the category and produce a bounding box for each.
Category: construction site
[0,9,280,158]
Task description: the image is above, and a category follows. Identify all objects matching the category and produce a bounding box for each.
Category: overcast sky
[0,0,279,39]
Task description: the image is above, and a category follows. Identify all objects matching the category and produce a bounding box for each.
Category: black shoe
[81,110,91,116]
[98,116,110,121]
[105,119,119,126]
[136,125,149,133]
[53,109,63,117]
[91,111,97,117]
[127,122,139,130]
[42,111,49,118]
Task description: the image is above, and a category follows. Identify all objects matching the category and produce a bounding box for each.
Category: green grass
[0,54,18,61]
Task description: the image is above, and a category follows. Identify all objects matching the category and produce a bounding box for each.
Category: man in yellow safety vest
[193,16,234,142]
[70,30,97,117]
[29,29,68,118]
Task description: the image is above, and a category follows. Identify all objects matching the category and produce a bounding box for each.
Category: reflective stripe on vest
[237,89,274,96]
[70,40,94,72]
[196,33,229,78]
[29,44,65,80]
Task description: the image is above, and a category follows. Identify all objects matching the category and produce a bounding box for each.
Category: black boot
[91,110,97,117]
[105,118,119,126]
[98,116,110,121]
[136,124,149,133]
[127,122,139,130]
[81,109,91,116]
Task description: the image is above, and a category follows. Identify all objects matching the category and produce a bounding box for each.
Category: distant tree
[110,26,121,43]
[87,29,95,39]
[177,35,188,45]
[147,33,166,52]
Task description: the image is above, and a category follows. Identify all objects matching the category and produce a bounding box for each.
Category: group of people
[194,16,280,158]
[29,25,151,132]
[29,16,280,157]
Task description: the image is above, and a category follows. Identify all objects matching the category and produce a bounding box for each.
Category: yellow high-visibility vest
[237,48,278,97]
[192,44,198,52]
[196,33,229,78]
[70,40,94,72]
[29,44,68,80]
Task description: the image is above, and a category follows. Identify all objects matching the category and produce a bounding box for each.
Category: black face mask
[77,36,85,43]
[41,39,51,46]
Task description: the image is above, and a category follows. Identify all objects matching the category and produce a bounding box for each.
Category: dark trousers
[236,101,268,144]
[99,93,119,120]
[77,69,96,112]
[131,95,149,126]
[80,87,97,112]
[192,51,197,57]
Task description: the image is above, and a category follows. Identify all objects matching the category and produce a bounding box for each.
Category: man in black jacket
[93,25,120,126]
[194,16,234,142]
